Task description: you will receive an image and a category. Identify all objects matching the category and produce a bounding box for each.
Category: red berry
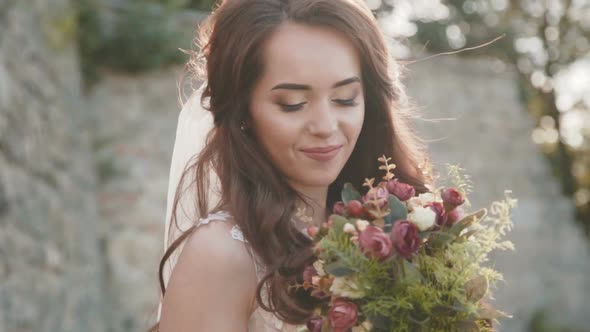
[347,200,364,217]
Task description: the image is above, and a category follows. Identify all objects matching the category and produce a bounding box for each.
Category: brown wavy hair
[149,0,433,330]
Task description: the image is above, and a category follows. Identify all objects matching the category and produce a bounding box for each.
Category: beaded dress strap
[195,211,247,243]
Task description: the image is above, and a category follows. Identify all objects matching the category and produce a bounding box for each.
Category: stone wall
[0,1,105,331]
[88,68,184,332]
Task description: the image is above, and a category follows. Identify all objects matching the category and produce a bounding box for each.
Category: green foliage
[342,183,363,204]
[309,165,515,331]
[77,0,198,83]
[384,195,407,228]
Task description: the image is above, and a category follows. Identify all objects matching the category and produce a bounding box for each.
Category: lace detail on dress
[196,210,232,226]
[230,225,247,242]
[195,210,248,243]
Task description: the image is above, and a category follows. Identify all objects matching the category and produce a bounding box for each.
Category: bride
[152,0,431,331]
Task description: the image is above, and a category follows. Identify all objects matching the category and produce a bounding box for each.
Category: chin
[302,172,340,187]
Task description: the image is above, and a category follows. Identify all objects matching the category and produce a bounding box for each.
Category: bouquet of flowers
[295,156,516,332]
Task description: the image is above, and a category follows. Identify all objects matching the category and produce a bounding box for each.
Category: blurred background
[1,0,589,331]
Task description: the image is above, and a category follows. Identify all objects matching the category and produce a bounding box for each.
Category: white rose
[313,260,326,277]
[329,276,365,299]
[355,219,370,231]
[343,222,356,234]
[407,206,436,231]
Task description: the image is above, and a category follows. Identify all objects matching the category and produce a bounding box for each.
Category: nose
[307,100,337,137]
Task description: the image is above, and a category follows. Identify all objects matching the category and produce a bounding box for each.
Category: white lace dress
[194,211,305,332]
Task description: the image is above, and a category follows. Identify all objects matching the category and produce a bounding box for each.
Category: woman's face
[249,22,365,195]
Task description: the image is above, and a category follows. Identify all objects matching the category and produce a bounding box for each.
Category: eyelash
[279,99,358,112]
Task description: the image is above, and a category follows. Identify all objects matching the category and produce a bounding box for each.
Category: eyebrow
[270,76,361,91]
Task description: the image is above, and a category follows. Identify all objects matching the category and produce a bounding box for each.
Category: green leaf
[432,304,457,315]
[428,231,456,250]
[448,208,487,236]
[458,229,479,241]
[328,215,349,234]
[366,314,391,330]
[324,261,355,277]
[455,320,481,332]
[465,275,488,302]
[341,183,362,204]
[409,312,430,326]
[419,230,435,240]
[401,259,424,283]
[384,195,407,226]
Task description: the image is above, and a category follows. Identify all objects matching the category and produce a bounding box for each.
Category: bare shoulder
[183,218,252,270]
[159,218,258,331]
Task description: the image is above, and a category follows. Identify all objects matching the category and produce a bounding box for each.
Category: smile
[300,145,343,162]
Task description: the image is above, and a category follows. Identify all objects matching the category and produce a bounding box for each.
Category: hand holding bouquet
[296,156,516,332]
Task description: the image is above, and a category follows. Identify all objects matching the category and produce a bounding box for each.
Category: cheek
[251,106,300,158]
[345,103,365,144]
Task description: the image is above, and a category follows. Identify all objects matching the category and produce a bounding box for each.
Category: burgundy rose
[391,220,422,258]
[358,226,394,261]
[441,188,465,210]
[306,316,323,332]
[426,202,448,228]
[303,264,317,284]
[328,298,359,332]
[446,206,465,225]
[333,201,346,215]
[386,179,416,201]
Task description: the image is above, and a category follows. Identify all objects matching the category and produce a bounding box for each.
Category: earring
[240,120,247,132]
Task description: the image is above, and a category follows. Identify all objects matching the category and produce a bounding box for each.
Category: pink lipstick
[300,145,343,162]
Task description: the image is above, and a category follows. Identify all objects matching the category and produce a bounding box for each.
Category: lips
[300,145,343,153]
[300,145,343,162]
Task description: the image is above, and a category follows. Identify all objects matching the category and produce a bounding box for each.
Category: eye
[333,98,358,107]
[279,102,306,112]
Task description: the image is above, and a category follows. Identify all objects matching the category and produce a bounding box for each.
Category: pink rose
[386,179,416,201]
[333,201,346,215]
[328,298,359,332]
[359,226,394,261]
[426,202,448,228]
[306,316,323,332]
[441,188,465,210]
[391,220,422,258]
